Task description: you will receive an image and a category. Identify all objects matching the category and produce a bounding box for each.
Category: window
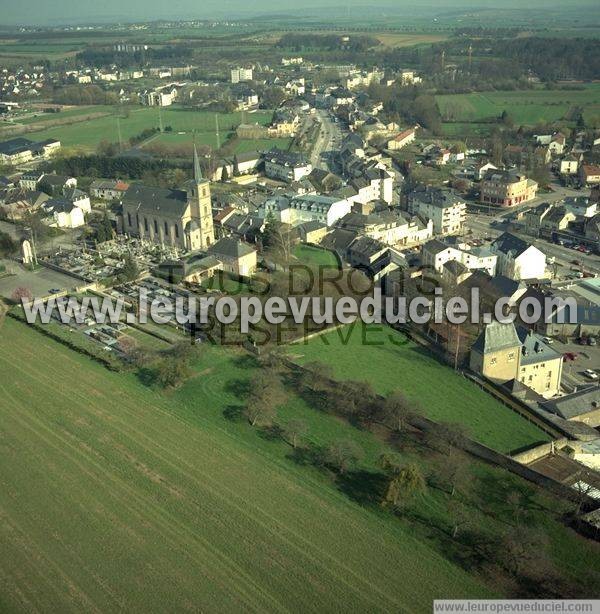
[490,357,497,365]
[175,224,179,238]
[164,221,168,234]
[507,352,515,362]
[144,217,148,232]
[153,219,158,234]
[127,212,132,226]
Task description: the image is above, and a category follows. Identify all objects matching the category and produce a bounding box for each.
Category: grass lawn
[0,316,496,611]
[293,244,340,268]
[202,271,253,294]
[25,107,274,152]
[290,323,550,454]
[124,327,172,350]
[7,105,114,126]
[232,137,292,154]
[436,85,600,126]
[441,122,494,137]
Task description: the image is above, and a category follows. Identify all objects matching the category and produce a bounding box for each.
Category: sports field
[437,85,600,126]
[25,107,274,152]
[291,324,550,453]
[0,317,493,611]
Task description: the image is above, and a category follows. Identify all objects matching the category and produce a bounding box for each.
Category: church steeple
[185,144,214,250]
[193,144,203,184]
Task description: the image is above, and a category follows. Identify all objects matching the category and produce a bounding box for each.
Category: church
[120,147,215,251]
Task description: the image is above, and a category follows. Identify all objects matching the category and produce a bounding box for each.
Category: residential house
[263,149,312,183]
[421,239,497,276]
[559,155,579,176]
[63,187,91,214]
[524,202,576,238]
[542,387,600,427]
[490,232,547,280]
[293,221,329,244]
[0,188,48,220]
[207,237,257,277]
[474,162,497,181]
[211,151,261,182]
[581,165,600,187]
[470,321,563,398]
[90,179,130,201]
[42,198,85,228]
[336,211,432,247]
[38,174,77,197]
[386,127,416,150]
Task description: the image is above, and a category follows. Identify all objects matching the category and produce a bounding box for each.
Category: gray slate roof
[542,386,600,420]
[516,326,562,366]
[471,320,521,354]
[122,185,189,218]
[491,232,531,258]
[208,237,256,259]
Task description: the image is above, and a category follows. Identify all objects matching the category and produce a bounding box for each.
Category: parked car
[542,336,554,344]
[584,369,599,380]
[588,337,598,346]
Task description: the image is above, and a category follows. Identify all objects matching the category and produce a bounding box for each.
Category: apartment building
[407,186,466,235]
[480,169,538,207]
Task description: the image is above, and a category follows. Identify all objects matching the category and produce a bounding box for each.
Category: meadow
[4,313,600,609]
[291,323,551,454]
[25,106,275,152]
[437,85,600,127]
[0,316,494,612]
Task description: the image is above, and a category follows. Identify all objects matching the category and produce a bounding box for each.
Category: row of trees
[235,355,594,596]
[276,33,380,53]
[366,82,443,135]
[52,84,119,106]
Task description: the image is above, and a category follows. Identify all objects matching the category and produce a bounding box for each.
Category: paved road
[310,109,344,171]
[464,183,600,275]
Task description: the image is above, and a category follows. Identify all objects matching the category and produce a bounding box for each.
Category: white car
[584,369,598,380]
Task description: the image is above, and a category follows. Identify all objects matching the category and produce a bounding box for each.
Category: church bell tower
[186,145,215,249]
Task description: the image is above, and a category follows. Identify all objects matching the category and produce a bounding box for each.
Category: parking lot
[552,337,600,389]
[0,259,83,300]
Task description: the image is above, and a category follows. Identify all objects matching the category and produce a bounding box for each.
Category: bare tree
[245,399,278,427]
[283,419,309,448]
[326,439,363,474]
[244,368,286,427]
[381,390,415,432]
[11,287,33,304]
[432,449,470,497]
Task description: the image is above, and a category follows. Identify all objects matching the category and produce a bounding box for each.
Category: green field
[293,244,340,268]
[292,324,550,454]
[232,137,293,154]
[12,105,115,126]
[0,41,85,59]
[0,317,498,611]
[25,107,274,152]
[437,85,600,127]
